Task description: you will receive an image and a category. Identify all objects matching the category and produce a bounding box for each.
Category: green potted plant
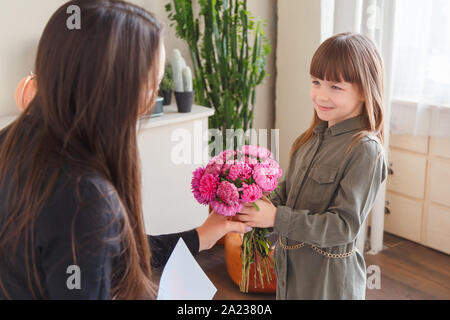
[159,64,174,105]
[166,0,271,148]
[166,0,273,293]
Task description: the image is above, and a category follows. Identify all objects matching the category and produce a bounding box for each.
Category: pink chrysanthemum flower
[261,158,283,179]
[208,154,221,164]
[220,159,236,176]
[217,181,240,205]
[213,150,238,164]
[191,167,205,188]
[198,174,219,202]
[210,200,244,217]
[191,167,207,204]
[241,145,273,159]
[253,163,280,192]
[228,162,252,181]
[238,156,259,167]
[192,148,281,216]
[204,161,223,176]
[241,183,263,203]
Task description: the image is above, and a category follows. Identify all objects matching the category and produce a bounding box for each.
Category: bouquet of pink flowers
[191,145,282,292]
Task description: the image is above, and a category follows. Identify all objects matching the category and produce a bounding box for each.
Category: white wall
[275,0,322,172]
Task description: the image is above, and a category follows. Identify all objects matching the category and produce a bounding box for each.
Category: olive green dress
[271,115,388,300]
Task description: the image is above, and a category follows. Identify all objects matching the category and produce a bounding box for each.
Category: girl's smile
[310,76,365,127]
[317,104,335,111]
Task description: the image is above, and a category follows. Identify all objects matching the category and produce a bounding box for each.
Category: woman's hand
[234,199,277,228]
[196,211,250,251]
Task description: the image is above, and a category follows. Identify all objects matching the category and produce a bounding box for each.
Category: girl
[236,32,388,300]
[0,0,247,299]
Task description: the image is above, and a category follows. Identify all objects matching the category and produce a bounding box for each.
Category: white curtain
[390,0,450,137]
[321,0,396,254]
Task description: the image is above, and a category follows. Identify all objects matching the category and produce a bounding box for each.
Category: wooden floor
[362,232,450,300]
[153,232,450,300]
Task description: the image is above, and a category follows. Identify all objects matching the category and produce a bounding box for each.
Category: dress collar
[313,114,367,136]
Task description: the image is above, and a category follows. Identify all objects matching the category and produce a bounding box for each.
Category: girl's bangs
[310,38,361,84]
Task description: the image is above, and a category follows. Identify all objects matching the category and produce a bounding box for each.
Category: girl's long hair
[0,0,162,299]
[290,32,385,159]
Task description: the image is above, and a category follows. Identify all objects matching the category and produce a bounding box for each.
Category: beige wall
[0,0,67,116]
[246,0,277,133]
[0,0,277,135]
[144,0,277,133]
[0,0,325,173]
[275,0,322,172]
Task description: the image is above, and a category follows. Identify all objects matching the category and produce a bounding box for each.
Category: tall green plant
[167,0,274,294]
[165,0,271,143]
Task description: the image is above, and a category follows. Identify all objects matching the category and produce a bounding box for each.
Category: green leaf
[252,202,259,211]
[166,0,272,145]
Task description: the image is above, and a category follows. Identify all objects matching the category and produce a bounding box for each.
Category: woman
[0,0,246,299]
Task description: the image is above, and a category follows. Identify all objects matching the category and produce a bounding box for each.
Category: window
[391,0,450,107]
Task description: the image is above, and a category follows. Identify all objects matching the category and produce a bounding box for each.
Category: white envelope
[157,238,217,300]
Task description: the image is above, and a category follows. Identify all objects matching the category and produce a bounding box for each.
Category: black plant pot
[161,90,172,106]
[174,91,194,113]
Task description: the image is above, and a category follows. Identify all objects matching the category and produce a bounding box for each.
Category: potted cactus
[159,64,174,105]
[171,49,194,113]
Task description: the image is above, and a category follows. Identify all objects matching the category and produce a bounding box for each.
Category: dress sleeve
[273,140,387,248]
[37,176,122,300]
[147,229,200,269]
[270,179,287,207]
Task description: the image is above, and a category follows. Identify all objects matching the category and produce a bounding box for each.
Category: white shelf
[0,104,215,131]
[138,104,214,130]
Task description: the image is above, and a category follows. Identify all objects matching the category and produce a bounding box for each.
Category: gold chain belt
[278,235,357,259]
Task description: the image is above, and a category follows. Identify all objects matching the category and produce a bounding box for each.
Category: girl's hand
[196,210,250,251]
[234,199,277,228]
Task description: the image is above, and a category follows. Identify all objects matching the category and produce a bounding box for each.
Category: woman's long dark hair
[0,0,162,299]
